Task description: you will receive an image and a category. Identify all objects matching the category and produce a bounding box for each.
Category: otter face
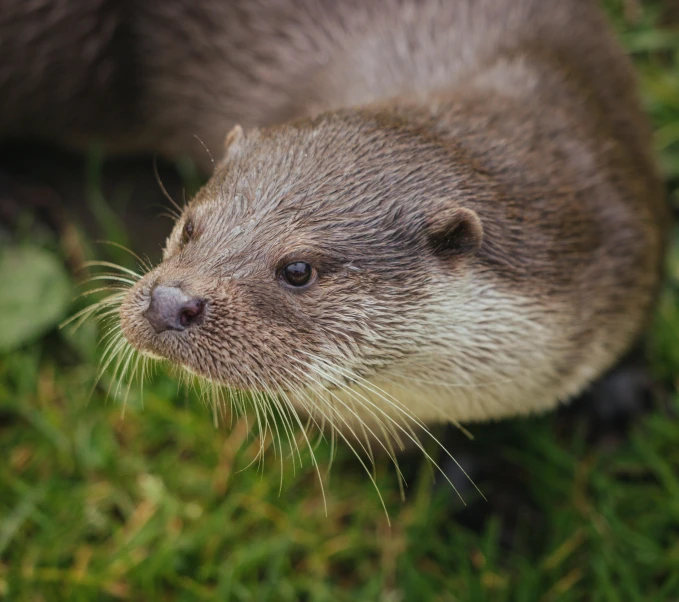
[119,114,484,405]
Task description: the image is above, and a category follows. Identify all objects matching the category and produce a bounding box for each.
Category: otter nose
[143,286,205,334]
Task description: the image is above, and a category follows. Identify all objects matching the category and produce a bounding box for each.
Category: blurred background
[1,1,679,600]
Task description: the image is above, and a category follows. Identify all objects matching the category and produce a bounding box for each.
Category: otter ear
[426,207,483,259]
[223,124,245,160]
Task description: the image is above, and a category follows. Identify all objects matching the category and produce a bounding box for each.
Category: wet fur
[4,2,667,441]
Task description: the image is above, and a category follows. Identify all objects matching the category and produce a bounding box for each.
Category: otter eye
[181,220,194,246]
[281,262,314,287]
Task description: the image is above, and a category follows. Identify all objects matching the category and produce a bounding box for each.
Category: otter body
[3,1,667,430]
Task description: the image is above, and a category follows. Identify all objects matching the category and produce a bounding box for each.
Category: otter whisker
[75,285,130,300]
[377,421,407,502]
[82,274,139,287]
[256,388,289,489]
[72,301,125,330]
[205,370,219,428]
[361,371,478,440]
[276,376,329,513]
[158,210,182,222]
[244,390,273,471]
[79,261,144,280]
[94,240,153,273]
[139,355,150,408]
[310,354,438,430]
[374,380,477,441]
[65,307,120,337]
[279,375,327,450]
[205,383,219,426]
[302,369,408,486]
[98,327,126,367]
[213,382,230,424]
[327,415,338,478]
[96,320,127,351]
[312,358,483,501]
[150,201,182,222]
[288,366,406,487]
[110,344,137,404]
[318,380,438,497]
[248,386,277,466]
[119,348,142,418]
[240,370,285,471]
[284,380,391,523]
[93,333,129,397]
[233,388,246,429]
[255,381,296,470]
[293,371,377,468]
[193,134,216,169]
[98,339,132,406]
[153,156,185,217]
[272,384,313,469]
[251,371,305,476]
[281,382,333,462]
[292,384,340,482]
[60,292,126,330]
[91,305,127,322]
[306,360,455,480]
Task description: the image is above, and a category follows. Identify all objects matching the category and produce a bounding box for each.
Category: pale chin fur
[299,271,610,428]
[138,349,169,362]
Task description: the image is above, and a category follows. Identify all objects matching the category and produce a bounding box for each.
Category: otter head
[119,111,486,416]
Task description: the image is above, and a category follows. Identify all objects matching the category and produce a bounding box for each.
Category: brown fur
[2,0,668,428]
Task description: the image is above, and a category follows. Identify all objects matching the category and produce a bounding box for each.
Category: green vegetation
[1,2,679,600]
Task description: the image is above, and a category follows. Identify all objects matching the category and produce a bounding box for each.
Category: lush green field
[2,2,679,600]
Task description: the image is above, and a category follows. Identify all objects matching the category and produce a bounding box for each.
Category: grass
[2,1,679,600]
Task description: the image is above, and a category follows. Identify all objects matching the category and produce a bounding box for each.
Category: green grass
[2,2,679,600]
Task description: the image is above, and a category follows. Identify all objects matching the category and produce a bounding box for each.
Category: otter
[2,1,668,447]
